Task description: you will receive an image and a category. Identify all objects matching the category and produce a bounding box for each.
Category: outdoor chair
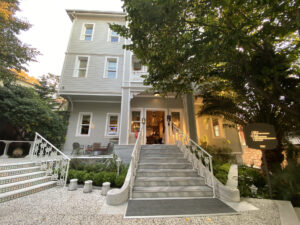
[71,142,84,155]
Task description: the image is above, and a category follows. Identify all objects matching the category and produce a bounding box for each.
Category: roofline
[66,9,126,22]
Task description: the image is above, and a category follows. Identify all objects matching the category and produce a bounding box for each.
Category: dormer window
[81,23,94,41]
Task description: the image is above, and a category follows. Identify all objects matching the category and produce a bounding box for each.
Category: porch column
[185,93,198,143]
[119,88,131,145]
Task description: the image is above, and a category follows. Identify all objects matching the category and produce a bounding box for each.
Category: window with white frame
[212,118,220,137]
[81,24,94,41]
[74,56,89,78]
[105,58,117,79]
[109,29,119,43]
[77,113,92,136]
[131,110,141,132]
[106,114,119,136]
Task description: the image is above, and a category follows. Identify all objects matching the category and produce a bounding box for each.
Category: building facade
[59,10,243,162]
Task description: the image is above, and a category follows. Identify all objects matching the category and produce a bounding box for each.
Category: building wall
[63,102,121,152]
[59,16,125,95]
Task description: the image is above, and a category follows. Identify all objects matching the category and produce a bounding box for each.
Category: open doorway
[146,110,165,144]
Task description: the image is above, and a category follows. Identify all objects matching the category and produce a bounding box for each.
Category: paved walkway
[0,187,283,225]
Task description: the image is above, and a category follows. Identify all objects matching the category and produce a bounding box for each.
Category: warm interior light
[154,91,160,97]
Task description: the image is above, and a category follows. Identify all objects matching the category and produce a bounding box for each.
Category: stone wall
[242,147,262,168]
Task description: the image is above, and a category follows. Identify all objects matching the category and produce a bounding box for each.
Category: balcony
[130,70,148,82]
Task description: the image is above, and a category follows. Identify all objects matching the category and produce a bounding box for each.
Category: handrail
[172,123,215,198]
[129,125,144,198]
[31,132,70,187]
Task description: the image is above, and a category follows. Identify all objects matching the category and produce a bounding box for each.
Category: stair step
[132,186,213,198]
[0,171,46,185]
[0,177,51,194]
[0,162,38,171]
[134,177,205,187]
[0,166,40,177]
[140,153,184,158]
[136,169,198,177]
[140,157,188,163]
[0,181,56,203]
[141,145,178,150]
[138,163,192,169]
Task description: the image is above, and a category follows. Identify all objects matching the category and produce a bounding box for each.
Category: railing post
[209,156,216,198]
[1,141,11,158]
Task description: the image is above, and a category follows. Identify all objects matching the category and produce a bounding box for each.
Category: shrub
[115,175,126,188]
[214,162,230,185]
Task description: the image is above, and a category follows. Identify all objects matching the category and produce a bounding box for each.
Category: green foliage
[213,162,230,185]
[204,144,235,164]
[238,165,267,198]
[112,0,299,118]
[0,0,38,83]
[0,84,68,147]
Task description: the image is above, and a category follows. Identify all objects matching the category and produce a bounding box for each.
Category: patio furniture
[98,143,114,155]
[86,142,101,155]
[71,142,84,155]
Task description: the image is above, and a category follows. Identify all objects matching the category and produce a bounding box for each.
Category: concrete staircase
[0,161,56,203]
[132,145,213,199]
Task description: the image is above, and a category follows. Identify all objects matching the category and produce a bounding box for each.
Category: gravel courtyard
[0,187,281,225]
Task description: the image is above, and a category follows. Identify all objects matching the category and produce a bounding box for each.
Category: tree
[0,0,38,83]
[0,84,68,148]
[111,0,299,118]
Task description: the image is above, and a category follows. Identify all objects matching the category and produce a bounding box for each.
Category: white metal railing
[31,132,70,187]
[172,124,216,197]
[130,71,148,82]
[129,125,144,198]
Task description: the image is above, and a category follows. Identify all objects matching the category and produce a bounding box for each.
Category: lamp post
[116,157,122,176]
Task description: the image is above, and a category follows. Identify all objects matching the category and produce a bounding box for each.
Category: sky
[17,0,123,78]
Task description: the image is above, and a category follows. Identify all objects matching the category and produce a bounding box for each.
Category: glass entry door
[146,110,165,144]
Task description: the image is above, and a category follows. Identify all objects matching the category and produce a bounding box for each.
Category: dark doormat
[125,198,238,218]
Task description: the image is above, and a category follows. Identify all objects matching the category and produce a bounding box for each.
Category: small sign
[244,123,278,150]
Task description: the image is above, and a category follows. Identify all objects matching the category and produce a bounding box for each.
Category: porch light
[142,118,145,124]
[154,91,160,97]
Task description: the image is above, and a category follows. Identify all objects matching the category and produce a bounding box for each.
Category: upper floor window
[104,57,118,79]
[74,56,89,78]
[81,23,94,41]
[212,118,220,137]
[108,29,119,43]
[105,113,119,136]
[77,112,92,136]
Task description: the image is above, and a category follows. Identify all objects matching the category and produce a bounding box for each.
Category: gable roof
[66,9,126,22]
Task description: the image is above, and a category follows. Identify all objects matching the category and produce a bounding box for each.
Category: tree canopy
[0,0,38,83]
[111,0,300,118]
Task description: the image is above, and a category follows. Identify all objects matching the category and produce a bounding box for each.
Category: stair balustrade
[31,132,70,187]
[129,125,144,198]
[172,124,216,198]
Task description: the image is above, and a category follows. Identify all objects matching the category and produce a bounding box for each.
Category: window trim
[76,112,93,137]
[130,108,142,134]
[105,113,120,137]
[107,28,120,43]
[80,23,95,41]
[73,55,90,78]
[103,56,118,79]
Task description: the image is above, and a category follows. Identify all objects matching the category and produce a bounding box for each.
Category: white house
[59,10,243,162]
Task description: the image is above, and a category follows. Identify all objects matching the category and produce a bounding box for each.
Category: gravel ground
[0,187,281,225]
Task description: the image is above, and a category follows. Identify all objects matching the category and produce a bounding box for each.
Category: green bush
[238,165,267,198]
[213,162,231,185]
[115,175,126,188]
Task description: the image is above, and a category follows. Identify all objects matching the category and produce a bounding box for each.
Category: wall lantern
[167,115,171,126]
[154,91,160,97]
[142,118,145,124]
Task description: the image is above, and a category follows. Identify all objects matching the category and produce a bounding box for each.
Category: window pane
[133,62,142,71]
[78,69,86,77]
[82,115,91,124]
[85,28,93,35]
[212,118,219,126]
[108,61,117,70]
[171,112,180,128]
[108,126,118,135]
[107,71,116,79]
[132,111,140,121]
[81,125,89,135]
[111,36,119,42]
[79,59,87,68]
[111,31,118,36]
[214,126,220,137]
[131,122,140,132]
[109,116,118,125]
[85,35,92,41]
